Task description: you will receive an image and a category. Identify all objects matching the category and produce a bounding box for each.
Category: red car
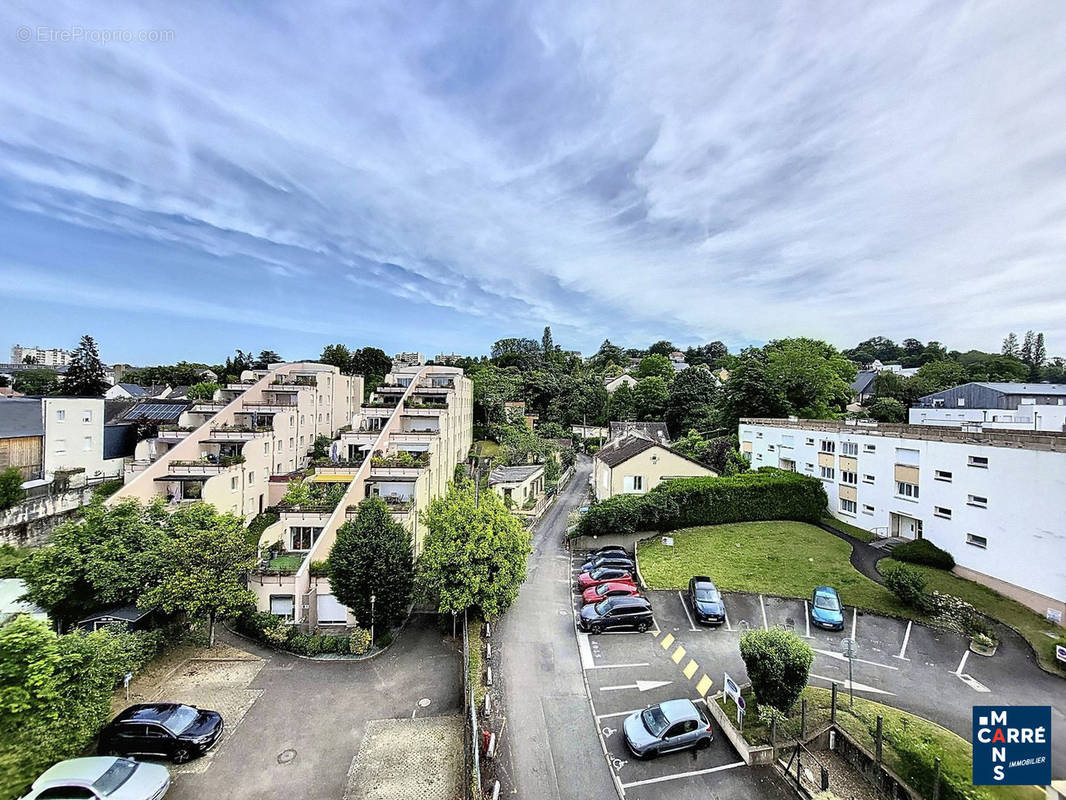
[583,581,641,605]
[577,567,637,591]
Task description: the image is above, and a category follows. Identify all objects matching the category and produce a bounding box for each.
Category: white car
[21,757,169,800]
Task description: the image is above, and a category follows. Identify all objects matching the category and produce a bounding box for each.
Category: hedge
[891,538,956,570]
[575,468,827,537]
[236,610,371,656]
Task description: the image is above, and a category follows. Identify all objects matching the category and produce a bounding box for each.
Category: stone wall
[0,485,96,547]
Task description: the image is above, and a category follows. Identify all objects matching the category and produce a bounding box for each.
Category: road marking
[953,650,969,675]
[894,620,912,661]
[851,608,858,640]
[813,648,899,670]
[660,633,675,650]
[577,632,595,669]
[620,760,746,789]
[585,662,650,670]
[952,650,991,692]
[683,659,699,679]
[723,605,732,631]
[695,674,714,696]
[803,600,812,638]
[671,645,686,664]
[809,673,896,696]
[678,591,699,631]
[760,594,768,630]
[596,708,645,721]
[600,679,673,693]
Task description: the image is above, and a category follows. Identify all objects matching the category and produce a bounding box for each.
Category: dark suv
[578,595,654,634]
[99,702,224,763]
[688,576,725,625]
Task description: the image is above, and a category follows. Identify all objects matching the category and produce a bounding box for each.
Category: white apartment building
[10,344,73,367]
[740,418,1066,624]
[43,397,125,482]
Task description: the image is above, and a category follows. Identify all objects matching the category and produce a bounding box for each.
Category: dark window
[37,788,96,799]
[665,721,689,738]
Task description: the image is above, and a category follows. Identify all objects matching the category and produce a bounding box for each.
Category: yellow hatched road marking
[660,633,675,650]
[671,645,686,664]
[683,659,699,679]
[695,675,714,696]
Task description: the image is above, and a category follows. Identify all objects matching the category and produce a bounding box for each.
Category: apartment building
[10,344,73,367]
[110,363,361,518]
[248,364,472,627]
[739,417,1066,623]
[910,382,1066,432]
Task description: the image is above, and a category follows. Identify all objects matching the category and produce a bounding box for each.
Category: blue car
[810,586,844,631]
[688,576,725,625]
[623,699,713,758]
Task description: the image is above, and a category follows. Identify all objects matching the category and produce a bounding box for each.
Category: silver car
[20,757,169,800]
[623,699,713,758]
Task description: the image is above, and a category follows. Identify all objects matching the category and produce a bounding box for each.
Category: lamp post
[370,594,376,649]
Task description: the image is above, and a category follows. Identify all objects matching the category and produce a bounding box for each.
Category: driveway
[163,615,461,800]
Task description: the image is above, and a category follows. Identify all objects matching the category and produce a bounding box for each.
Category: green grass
[467,620,486,708]
[819,515,878,543]
[718,686,1041,800]
[472,440,500,458]
[639,521,909,616]
[881,558,1066,676]
[267,554,304,573]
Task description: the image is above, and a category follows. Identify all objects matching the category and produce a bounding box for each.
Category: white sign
[1047,608,1063,625]
[723,672,741,703]
[662,536,674,547]
[1056,645,1066,664]
[123,672,133,688]
[841,637,858,658]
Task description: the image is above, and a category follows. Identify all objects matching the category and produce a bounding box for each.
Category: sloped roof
[851,371,877,394]
[972,382,1066,395]
[595,434,658,467]
[0,398,43,439]
[488,464,544,485]
[608,421,670,445]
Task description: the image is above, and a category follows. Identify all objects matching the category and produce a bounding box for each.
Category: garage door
[317,594,349,625]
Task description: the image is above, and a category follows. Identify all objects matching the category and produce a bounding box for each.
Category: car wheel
[696,736,711,750]
[589,624,603,635]
[636,622,648,633]
[173,747,192,764]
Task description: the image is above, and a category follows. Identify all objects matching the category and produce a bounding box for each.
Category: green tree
[633,377,669,421]
[590,339,625,371]
[417,478,530,617]
[915,360,968,393]
[470,364,521,427]
[490,337,541,370]
[328,497,413,629]
[1001,332,1019,358]
[61,335,109,396]
[900,338,926,367]
[352,346,392,378]
[764,338,855,418]
[739,628,814,713]
[648,340,675,357]
[666,367,718,437]
[320,343,353,373]
[185,381,219,401]
[143,504,256,646]
[253,350,283,369]
[0,468,25,511]
[635,354,674,382]
[867,397,907,423]
[13,368,60,395]
[713,349,790,430]
[684,341,728,368]
[609,381,636,421]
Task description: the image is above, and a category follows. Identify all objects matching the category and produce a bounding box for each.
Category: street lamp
[370,594,376,649]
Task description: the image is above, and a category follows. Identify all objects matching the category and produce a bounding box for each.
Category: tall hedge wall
[575,468,827,537]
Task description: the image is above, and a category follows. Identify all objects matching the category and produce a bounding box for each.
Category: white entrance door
[892,513,920,539]
[316,594,349,625]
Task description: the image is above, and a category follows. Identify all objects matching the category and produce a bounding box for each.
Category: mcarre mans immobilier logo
[972,706,1051,785]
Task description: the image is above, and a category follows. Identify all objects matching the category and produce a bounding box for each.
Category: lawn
[718,686,1041,800]
[267,553,305,574]
[638,521,908,616]
[472,440,500,459]
[819,515,878,543]
[881,558,1066,676]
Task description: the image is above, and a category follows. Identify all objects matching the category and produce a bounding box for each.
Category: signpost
[841,638,858,708]
[724,672,745,728]
[1056,644,1066,664]
[123,672,133,701]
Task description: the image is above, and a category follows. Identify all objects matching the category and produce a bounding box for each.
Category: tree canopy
[61,335,109,396]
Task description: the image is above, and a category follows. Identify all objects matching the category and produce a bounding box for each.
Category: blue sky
[2,1,1066,365]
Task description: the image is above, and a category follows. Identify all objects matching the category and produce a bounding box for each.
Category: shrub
[349,627,372,654]
[90,479,124,501]
[576,468,827,537]
[308,560,329,577]
[739,628,813,713]
[0,467,25,511]
[245,510,280,549]
[891,538,955,570]
[883,563,932,612]
[0,545,32,578]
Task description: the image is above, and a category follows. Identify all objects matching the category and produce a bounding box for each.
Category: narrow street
[495,456,616,800]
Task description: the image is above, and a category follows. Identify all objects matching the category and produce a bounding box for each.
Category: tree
[648,340,675,357]
[609,381,636,421]
[635,354,674,382]
[12,368,59,395]
[764,338,855,418]
[684,341,729,368]
[540,326,557,362]
[844,336,901,364]
[1020,330,1036,367]
[417,478,530,617]
[666,368,717,437]
[1033,333,1047,380]
[252,350,282,369]
[738,628,813,713]
[713,349,790,430]
[185,382,219,401]
[490,337,541,371]
[633,377,669,421]
[867,397,907,423]
[0,468,25,511]
[590,339,625,371]
[320,343,353,373]
[351,346,392,378]
[142,504,256,646]
[900,338,926,368]
[61,335,108,396]
[1001,332,1019,358]
[328,497,413,629]
[915,360,968,394]
[469,363,521,427]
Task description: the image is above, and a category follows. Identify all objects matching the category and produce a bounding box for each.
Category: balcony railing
[243,400,297,408]
[404,400,448,410]
[272,376,317,386]
[190,402,226,413]
[371,452,430,469]
[276,501,336,515]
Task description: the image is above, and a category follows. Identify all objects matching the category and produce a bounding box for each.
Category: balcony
[206,424,273,440]
[404,399,448,410]
[156,426,195,441]
[162,455,245,476]
[190,401,226,414]
[311,462,364,477]
[371,451,430,469]
[402,407,444,417]
[369,465,422,480]
[272,375,317,387]
[243,400,297,413]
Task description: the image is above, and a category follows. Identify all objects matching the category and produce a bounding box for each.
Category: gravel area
[343,715,463,800]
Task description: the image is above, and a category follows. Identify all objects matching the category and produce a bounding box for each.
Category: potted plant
[969,632,998,656]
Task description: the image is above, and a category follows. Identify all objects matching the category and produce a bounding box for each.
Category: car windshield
[815,593,840,611]
[594,599,612,615]
[594,584,610,596]
[695,587,720,602]
[92,759,138,795]
[160,704,199,734]
[641,706,669,737]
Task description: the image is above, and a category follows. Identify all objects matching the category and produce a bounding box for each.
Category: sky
[1,1,1065,365]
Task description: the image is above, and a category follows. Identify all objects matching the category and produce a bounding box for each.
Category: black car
[99,702,224,763]
[581,554,635,572]
[578,595,654,634]
[586,545,629,560]
[688,576,726,625]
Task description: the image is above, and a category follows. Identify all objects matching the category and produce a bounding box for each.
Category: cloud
[1,0,1065,359]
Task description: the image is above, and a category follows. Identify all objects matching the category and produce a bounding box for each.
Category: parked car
[578,595,654,633]
[586,544,628,559]
[623,699,713,758]
[19,757,170,800]
[688,576,726,625]
[581,554,635,572]
[582,581,641,605]
[810,586,844,631]
[577,567,636,591]
[99,703,224,764]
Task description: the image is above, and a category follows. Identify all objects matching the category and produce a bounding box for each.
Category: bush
[891,538,955,570]
[576,468,827,537]
[90,479,124,501]
[245,510,280,550]
[0,544,33,578]
[739,628,813,713]
[308,560,329,577]
[0,467,25,511]
[883,563,932,612]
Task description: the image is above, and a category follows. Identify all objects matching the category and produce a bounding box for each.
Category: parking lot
[570,547,1066,798]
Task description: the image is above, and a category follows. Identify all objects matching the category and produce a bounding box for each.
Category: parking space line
[660,633,675,650]
[683,659,699,679]
[620,760,746,788]
[723,605,732,631]
[809,673,895,696]
[671,645,686,664]
[695,675,714,696]
[894,620,912,661]
[851,608,858,640]
[954,650,969,675]
[803,600,812,638]
[813,647,898,670]
[585,662,650,670]
[760,594,768,630]
[678,591,699,631]
[596,708,645,721]
[577,632,595,669]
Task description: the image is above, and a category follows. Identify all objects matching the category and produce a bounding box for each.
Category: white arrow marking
[600,679,674,692]
[809,673,896,696]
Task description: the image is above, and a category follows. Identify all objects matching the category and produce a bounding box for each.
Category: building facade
[593,432,715,501]
[739,417,1066,623]
[10,345,73,367]
[910,382,1066,432]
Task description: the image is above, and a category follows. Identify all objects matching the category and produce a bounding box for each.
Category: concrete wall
[0,484,96,547]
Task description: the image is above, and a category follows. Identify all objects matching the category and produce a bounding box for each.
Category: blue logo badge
[972,706,1051,785]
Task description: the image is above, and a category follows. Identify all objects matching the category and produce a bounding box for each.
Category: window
[756,432,763,438]
[966,533,988,549]
[840,498,857,514]
[862,504,875,515]
[289,437,294,449]
[934,470,952,482]
[55,409,65,421]
[820,440,836,454]
[623,475,644,493]
[896,481,919,499]
[957,398,966,407]
[819,466,835,480]
[54,439,66,454]
[895,448,919,465]
[767,444,775,452]
[270,595,295,619]
[248,471,255,484]
[82,436,92,451]
[862,474,875,484]
[934,506,952,519]
[82,409,92,423]
[804,462,814,472]
[968,455,989,469]
[231,476,239,490]
[290,526,322,550]
[841,470,857,485]
[841,442,858,456]
[863,444,876,453]
[264,442,270,454]
[967,494,988,508]
[805,438,815,446]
